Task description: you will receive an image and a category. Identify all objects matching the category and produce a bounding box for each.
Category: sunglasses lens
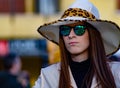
[74,25,86,36]
[60,26,71,36]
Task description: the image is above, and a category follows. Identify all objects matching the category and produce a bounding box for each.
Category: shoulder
[33,63,60,88]
[42,62,60,71]
[108,61,120,87]
[0,71,6,81]
[41,62,60,76]
[108,61,120,70]
[41,62,61,82]
[108,61,120,73]
[0,72,22,88]
[0,71,8,78]
[0,71,4,76]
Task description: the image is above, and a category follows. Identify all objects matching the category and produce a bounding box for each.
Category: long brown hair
[58,22,116,88]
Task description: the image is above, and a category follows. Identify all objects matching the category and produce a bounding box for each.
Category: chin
[69,50,82,55]
[68,47,88,55]
[70,52,81,55]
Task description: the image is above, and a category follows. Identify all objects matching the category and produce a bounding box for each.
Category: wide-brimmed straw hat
[37,0,120,56]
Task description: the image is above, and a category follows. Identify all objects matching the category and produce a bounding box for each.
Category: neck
[71,50,88,62]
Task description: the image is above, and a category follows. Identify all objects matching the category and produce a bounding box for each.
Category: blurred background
[0,0,120,87]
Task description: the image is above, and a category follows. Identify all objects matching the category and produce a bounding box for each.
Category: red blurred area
[0,40,9,56]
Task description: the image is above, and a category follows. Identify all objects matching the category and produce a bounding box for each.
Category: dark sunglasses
[59,25,86,36]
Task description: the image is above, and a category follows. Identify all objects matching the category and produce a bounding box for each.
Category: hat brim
[37,18,120,56]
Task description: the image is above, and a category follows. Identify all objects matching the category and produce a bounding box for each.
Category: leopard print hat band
[61,8,96,20]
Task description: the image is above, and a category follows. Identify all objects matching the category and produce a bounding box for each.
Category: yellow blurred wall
[0,0,120,39]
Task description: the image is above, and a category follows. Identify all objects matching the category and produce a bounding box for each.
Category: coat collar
[69,67,100,88]
[57,63,99,88]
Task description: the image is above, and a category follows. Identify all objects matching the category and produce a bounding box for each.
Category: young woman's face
[61,22,89,55]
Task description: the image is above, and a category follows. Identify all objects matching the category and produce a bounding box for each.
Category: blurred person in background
[0,53,23,88]
[34,0,120,88]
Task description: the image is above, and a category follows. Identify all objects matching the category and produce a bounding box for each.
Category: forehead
[65,21,85,26]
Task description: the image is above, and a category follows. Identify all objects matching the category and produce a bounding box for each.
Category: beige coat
[33,61,120,88]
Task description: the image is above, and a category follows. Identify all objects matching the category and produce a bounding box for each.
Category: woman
[33,0,120,88]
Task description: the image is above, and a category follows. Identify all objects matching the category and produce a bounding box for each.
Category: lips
[69,42,78,46]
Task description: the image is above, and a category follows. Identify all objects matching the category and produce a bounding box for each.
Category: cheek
[82,37,89,50]
[84,32,89,45]
[80,31,90,49]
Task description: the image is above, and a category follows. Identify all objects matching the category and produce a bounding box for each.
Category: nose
[68,28,76,38]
